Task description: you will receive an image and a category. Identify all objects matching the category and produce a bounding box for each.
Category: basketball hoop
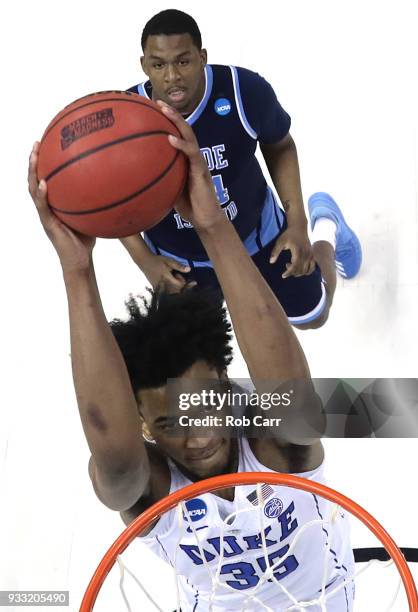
[81,472,418,611]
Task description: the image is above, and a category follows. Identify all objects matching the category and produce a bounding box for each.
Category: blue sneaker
[308,192,362,279]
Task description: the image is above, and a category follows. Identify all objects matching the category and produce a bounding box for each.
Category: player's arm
[238,68,315,277]
[260,134,314,276]
[119,233,193,292]
[260,135,307,232]
[28,143,151,511]
[161,104,323,449]
[65,267,152,511]
[120,232,153,264]
[260,133,305,227]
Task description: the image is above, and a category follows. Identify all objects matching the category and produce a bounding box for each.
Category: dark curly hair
[110,289,233,395]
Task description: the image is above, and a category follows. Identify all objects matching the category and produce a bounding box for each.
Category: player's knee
[292,308,329,330]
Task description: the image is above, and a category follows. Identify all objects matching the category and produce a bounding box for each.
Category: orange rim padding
[80,472,418,611]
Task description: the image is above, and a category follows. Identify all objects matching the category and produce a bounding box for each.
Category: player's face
[138,361,232,479]
[141,34,207,115]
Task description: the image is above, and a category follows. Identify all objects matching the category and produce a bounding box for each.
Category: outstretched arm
[160,103,323,449]
[28,143,149,511]
[160,105,310,384]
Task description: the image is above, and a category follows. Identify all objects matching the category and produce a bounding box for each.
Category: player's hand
[157,101,225,232]
[270,226,315,278]
[140,253,197,293]
[28,142,96,273]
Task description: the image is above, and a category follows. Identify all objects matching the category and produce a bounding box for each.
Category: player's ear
[142,422,156,445]
[200,49,208,66]
[140,55,148,75]
[137,406,148,434]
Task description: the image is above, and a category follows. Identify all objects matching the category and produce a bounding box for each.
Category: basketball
[37,91,187,238]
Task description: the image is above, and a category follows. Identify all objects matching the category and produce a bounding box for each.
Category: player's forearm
[63,266,148,477]
[198,219,310,382]
[120,233,154,267]
[262,136,307,228]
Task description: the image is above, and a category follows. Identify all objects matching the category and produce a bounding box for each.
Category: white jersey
[141,438,354,611]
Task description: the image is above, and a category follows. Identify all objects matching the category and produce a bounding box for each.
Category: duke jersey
[140,438,355,611]
[128,65,291,264]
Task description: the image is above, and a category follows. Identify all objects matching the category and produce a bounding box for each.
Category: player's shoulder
[219,64,276,104]
[211,63,270,85]
[210,64,276,112]
[234,65,267,80]
[126,84,139,94]
[126,82,151,97]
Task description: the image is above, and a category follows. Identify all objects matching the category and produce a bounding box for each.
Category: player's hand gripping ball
[37,91,187,238]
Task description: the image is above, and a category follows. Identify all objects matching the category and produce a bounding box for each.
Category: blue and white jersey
[128,65,291,264]
[140,438,354,611]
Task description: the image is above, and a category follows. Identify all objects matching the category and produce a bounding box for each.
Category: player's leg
[311,239,337,321]
[292,192,362,329]
[175,230,329,326]
[251,192,361,329]
[251,238,327,327]
[173,193,361,331]
[309,192,362,282]
[294,223,336,330]
[296,192,362,329]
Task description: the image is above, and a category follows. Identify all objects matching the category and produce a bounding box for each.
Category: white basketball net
[111,483,406,612]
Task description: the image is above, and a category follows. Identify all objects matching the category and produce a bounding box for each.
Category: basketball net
[81,473,418,611]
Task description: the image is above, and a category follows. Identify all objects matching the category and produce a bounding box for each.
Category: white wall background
[0,0,417,610]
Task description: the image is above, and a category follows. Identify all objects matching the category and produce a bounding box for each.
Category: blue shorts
[180,236,327,325]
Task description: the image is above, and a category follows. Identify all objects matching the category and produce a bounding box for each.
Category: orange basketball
[37,91,187,238]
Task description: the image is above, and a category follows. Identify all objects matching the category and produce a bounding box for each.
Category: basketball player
[29,102,354,610]
[123,9,362,329]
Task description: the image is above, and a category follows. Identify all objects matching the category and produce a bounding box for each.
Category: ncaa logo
[184,498,208,523]
[214,98,231,116]
[264,497,283,519]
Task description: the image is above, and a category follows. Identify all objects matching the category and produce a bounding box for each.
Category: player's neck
[190,74,206,113]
